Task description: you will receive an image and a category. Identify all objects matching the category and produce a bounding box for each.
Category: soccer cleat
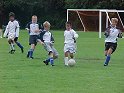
[12,50,15,54]
[43,60,49,65]
[29,57,34,59]
[104,63,108,66]
[9,50,15,54]
[51,64,55,66]
[21,48,24,53]
[65,65,68,67]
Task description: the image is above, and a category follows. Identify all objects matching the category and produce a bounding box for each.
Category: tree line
[0,0,124,29]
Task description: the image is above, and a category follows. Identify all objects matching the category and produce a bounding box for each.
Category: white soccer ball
[68,59,76,67]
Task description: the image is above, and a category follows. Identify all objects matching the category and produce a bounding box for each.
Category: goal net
[67,9,124,38]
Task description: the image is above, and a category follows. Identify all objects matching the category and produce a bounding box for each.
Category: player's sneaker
[65,65,68,67]
[21,48,24,53]
[51,64,55,66]
[12,50,15,54]
[9,50,15,54]
[29,57,34,59]
[43,60,49,65]
[104,63,108,66]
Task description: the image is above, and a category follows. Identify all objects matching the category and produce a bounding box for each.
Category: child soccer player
[64,21,79,66]
[26,15,44,59]
[104,18,123,66]
[39,21,58,66]
[3,12,24,54]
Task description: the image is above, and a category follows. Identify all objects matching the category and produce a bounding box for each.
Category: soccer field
[0,30,124,93]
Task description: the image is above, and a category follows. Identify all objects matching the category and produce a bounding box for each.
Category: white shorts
[64,43,76,53]
[8,33,15,40]
[44,42,59,56]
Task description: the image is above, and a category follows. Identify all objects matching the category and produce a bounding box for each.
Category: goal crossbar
[67,9,124,38]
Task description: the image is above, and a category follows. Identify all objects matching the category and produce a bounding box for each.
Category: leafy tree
[0,0,124,29]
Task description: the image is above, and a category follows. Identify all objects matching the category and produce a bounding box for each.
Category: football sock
[27,50,30,57]
[15,42,23,49]
[104,55,111,65]
[29,49,34,58]
[11,43,15,50]
[64,57,69,66]
[50,58,54,65]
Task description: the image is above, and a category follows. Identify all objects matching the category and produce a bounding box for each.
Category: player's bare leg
[70,53,74,59]
[37,39,44,45]
[53,54,58,59]
[107,48,113,55]
[8,39,15,54]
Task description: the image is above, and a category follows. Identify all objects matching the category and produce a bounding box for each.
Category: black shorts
[29,35,38,45]
[14,37,18,42]
[105,42,117,53]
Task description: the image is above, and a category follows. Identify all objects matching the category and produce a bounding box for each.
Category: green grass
[0,30,124,93]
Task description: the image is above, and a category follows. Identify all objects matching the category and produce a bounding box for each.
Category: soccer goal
[67,9,124,38]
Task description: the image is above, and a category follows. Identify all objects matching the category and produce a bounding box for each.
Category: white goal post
[67,9,124,38]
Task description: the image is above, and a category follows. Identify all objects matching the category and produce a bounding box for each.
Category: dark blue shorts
[105,42,117,53]
[29,35,38,45]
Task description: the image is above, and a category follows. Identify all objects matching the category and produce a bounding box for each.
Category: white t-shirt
[64,29,78,44]
[43,31,52,43]
[105,27,120,43]
[29,23,40,35]
[4,20,20,37]
[26,22,41,36]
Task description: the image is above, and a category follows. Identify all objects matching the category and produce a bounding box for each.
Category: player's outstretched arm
[3,25,9,38]
[118,29,123,38]
[104,27,110,38]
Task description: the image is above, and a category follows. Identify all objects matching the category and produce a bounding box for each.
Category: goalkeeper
[104,18,123,66]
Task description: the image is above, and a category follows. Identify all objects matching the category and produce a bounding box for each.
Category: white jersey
[43,31,52,43]
[105,26,120,43]
[26,22,41,35]
[64,29,78,44]
[4,20,20,38]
